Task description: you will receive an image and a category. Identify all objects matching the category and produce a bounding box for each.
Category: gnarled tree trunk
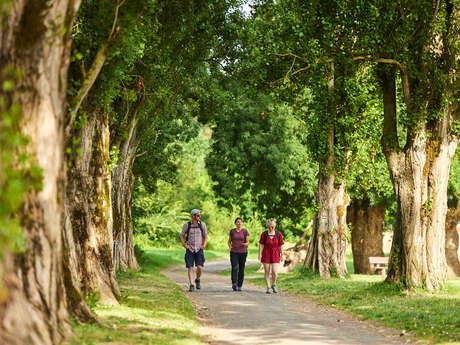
[64,107,120,321]
[112,114,139,271]
[0,1,80,344]
[381,68,458,290]
[347,198,385,274]
[304,130,349,277]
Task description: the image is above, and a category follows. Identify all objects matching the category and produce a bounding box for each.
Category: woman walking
[259,218,284,294]
[228,217,249,291]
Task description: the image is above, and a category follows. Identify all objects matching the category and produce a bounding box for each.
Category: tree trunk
[0,1,80,344]
[64,107,120,320]
[347,199,385,274]
[112,114,139,271]
[304,130,349,278]
[304,62,349,278]
[445,203,460,277]
[380,68,458,290]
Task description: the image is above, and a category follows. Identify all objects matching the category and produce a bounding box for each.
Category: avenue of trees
[0,1,459,344]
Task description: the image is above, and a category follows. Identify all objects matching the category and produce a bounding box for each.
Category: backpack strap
[264,230,280,244]
[186,221,203,241]
[230,228,247,239]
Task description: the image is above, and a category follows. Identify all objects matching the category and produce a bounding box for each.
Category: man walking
[180,209,208,291]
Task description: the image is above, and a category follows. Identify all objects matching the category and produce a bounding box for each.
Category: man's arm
[200,223,208,249]
[180,235,189,249]
[180,224,189,249]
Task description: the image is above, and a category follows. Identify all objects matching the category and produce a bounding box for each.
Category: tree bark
[304,168,349,278]
[64,107,120,322]
[0,1,81,344]
[303,166,349,278]
[347,199,385,274]
[112,113,139,271]
[380,68,459,290]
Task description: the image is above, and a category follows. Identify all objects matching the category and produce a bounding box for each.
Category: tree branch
[135,151,147,158]
[352,56,410,106]
[66,42,108,137]
[274,52,411,106]
[66,0,128,136]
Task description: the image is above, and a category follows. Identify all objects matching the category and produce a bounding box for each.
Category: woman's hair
[234,217,243,224]
[267,218,276,227]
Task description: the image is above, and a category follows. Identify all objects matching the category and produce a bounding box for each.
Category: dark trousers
[230,251,247,287]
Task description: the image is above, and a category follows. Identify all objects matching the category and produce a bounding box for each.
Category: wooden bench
[369,256,389,275]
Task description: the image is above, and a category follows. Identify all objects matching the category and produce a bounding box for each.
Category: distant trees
[205,82,317,232]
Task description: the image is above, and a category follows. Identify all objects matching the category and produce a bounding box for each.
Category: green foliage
[448,149,460,208]
[84,290,100,315]
[133,126,267,249]
[205,80,318,233]
[0,0,12,24]
[0,66,43,255]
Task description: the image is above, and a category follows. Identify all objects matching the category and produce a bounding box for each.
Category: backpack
[186,221,203,241]
[263,230,280,245]
[229,228,248,242]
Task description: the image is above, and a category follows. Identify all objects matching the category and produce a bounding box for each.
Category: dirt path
[163,260,418,345]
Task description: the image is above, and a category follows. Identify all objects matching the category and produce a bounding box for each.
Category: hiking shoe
[189,284,195,292]
[232,284,237,291]
[266,288,271,294]
[195,279,201,289]
[237,286,242,291]
[272,285,278,293]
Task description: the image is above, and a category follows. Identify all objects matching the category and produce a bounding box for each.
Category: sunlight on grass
[248,264,460,344]
[70,248,217,345]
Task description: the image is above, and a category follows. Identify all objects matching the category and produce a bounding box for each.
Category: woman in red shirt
[258,218,284,294]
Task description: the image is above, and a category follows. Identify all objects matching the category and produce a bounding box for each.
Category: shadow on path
[163,260,418,345]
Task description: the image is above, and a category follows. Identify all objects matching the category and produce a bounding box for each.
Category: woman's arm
[228,235,232,250]
[259,243,264,261]
[243,235,249,247]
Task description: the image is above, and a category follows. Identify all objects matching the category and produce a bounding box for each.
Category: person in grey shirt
[180,209,208,291]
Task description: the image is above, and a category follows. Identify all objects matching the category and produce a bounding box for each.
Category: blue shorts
[185,249,205,268]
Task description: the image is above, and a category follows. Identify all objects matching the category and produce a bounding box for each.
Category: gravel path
[163,260,418,345]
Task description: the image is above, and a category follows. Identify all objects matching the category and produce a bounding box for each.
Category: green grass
[70,247,460,345]
[71,247,226,345]
[248,265,460,345]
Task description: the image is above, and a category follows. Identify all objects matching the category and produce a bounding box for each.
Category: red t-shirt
[259,231,284,263]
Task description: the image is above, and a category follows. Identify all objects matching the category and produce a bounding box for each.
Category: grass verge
[71,247,226,345]
[248,265,460,345]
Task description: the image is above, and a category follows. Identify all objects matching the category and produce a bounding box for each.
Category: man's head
[191,209,201,220]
